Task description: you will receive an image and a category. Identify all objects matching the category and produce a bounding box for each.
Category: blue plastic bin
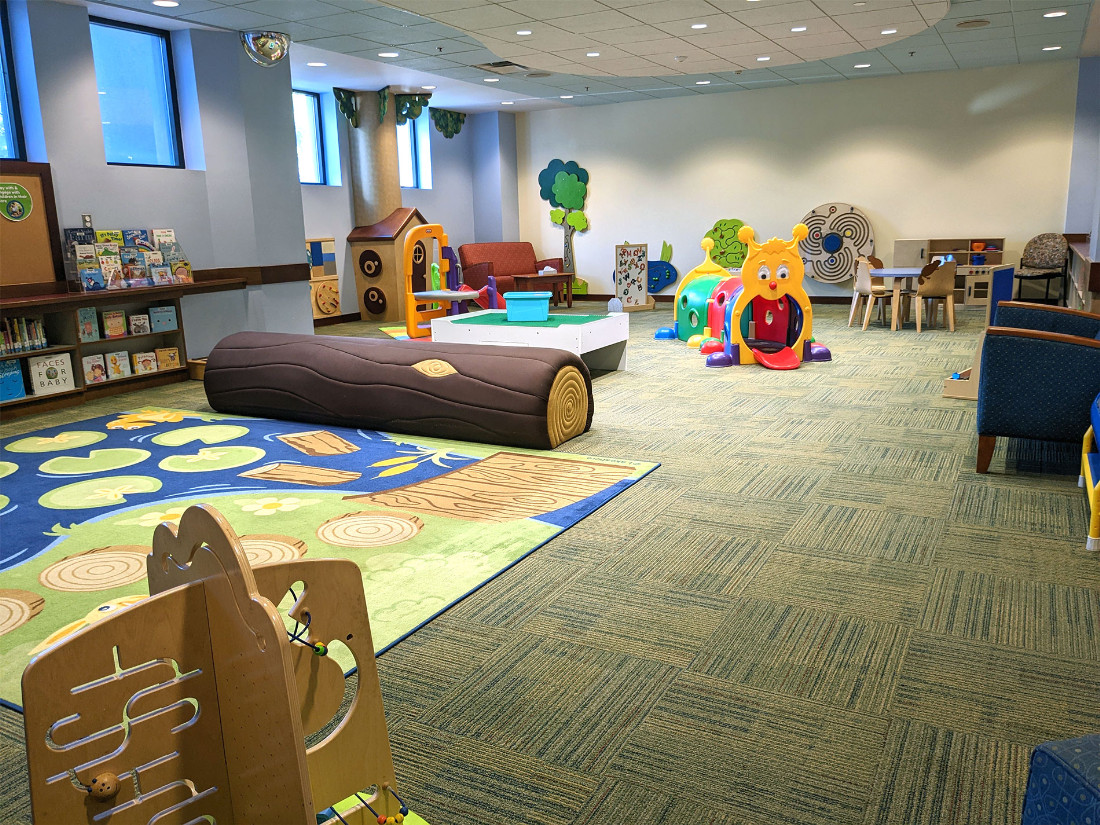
[503,291,552,322]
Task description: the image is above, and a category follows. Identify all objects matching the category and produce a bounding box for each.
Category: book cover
[122,229,151,248]
[0,359,26,402]
[129,313,151,335]
[80,268,106,292]
[155,346,180,370]
[106,350,131,379]
[171,260,194,284]
[64,227,97,250]
[122,262,152,287]
[101,257,126,289]
[158,241,184,258]
[95,229,124,245]
[77,307,100,342]
[102,310,127,338]
[74,244,97,266]
[132,351,158,374]
[28,352,74,396]
[82,353,107,384]
[151,228,176,249]
[148,305,178,331]
[94,241,120,259]
[144,250,164,266]
[119,247,146,266]
[149,265,173,286]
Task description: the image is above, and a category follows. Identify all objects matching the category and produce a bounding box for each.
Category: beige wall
[516,61,1079,295]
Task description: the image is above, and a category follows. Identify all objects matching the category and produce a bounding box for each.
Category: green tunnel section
[676,274,724,342]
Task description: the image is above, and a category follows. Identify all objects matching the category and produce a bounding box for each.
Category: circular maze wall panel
[799,202,874,283]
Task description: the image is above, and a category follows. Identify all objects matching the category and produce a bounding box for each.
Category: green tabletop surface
[452,313,611,328]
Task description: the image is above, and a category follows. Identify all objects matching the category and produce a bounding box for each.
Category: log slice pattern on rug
[0,590,45,635]
[348,451,635,522]
[203,332,594,450]
[39,546,149,592]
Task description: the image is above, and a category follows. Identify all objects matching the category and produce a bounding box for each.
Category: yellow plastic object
[403,224,451,339]
[727,223,814,365]
[672,236,728,313]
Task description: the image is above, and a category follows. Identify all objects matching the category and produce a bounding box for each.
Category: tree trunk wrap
[203,332,593,450]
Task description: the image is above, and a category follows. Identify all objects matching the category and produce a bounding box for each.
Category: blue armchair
[976,301,1100,473]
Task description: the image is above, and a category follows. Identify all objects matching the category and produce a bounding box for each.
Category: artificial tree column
[347,89,401,227]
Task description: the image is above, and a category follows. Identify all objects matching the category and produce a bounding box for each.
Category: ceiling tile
[180,6,280,29]
[682,28,772,49]
[729,1,827,27]
[373,0,483,13]
[496,0,606,18]
[386,55,462,70]
[552,9,648,33]
[621,0,725,25]
[587,24,681,44]
[591,55,668,72]
[233,0,345,21]
[651,14,750,37]
[431,5,529,29]
[814,0,915,14]
[941,0,1020,19]
[555,45,634,61]
[364,5,432,25]
[751,17,843,40]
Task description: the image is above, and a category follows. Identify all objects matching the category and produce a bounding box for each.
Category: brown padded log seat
[204,331,593,449]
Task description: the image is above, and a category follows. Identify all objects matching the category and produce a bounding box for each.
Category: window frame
[397,112,432,190]
[0,0,25,161]
[292,89,326,186]
[89,16,184,169]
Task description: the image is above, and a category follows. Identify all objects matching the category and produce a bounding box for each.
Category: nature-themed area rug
[0,408,657,709]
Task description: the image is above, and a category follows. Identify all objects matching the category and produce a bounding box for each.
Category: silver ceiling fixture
[240,31,290,67]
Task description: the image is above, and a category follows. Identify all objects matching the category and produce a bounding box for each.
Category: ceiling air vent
[526,71,551,78]
[473,60,529,75]
[955,19,991,29]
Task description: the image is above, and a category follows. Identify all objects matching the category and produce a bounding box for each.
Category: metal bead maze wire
[284,587,328,656]
[385,785,410,816]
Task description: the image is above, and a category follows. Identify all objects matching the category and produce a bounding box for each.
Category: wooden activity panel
[347,207,427,322]
[799,202,875,283]
[23,503,421,825]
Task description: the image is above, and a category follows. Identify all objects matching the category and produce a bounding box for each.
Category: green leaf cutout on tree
[550,209,566,225]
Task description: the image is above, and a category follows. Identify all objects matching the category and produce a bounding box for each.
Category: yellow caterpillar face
[736,223,809,303]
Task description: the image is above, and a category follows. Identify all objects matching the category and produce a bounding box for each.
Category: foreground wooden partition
[23,504,412,824]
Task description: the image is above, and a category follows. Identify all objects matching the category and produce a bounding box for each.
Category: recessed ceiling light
[98,90,106,95]
[854,63,871,68]
[881,28,897,35]
[421,85,436,90]
[696,80,711,85]
[853,2,866,5]
[955,19,991,29]
[560,94,573,99]
[757,55,770,61]
[587,51,600,57]
[152,0,178,6]
[378,51,399,58]
[1042,45,1062,50]
[517,29,532,35]
[691,23,708,29]
[1043,10,1067,16]
[483,77,500,82]
[791,26,807,32]
[306,62,327,67]
[502,101,514,105]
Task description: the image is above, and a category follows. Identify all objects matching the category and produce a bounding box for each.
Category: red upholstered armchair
[457,242,564,294]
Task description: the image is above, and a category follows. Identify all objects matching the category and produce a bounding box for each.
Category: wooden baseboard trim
[313,312,361,327]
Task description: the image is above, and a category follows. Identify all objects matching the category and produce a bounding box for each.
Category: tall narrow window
[0,1,23,160]
[293,90,325,184]
[397,112,432,190]
[90,19,182,167]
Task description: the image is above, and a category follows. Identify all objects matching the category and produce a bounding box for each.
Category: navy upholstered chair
[976,301,1100,473]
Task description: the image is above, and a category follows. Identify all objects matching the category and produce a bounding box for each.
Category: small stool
[1021,734,1100,824]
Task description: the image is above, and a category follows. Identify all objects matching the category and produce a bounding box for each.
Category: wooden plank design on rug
[347,451,635,522]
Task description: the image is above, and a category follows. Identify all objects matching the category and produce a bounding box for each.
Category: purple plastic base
[806,342,832,362]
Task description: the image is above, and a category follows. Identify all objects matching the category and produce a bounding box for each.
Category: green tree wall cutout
[705,218,748,269]
[537,159,589,273]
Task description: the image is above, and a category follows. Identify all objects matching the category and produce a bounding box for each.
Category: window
[89,19,182,167]
[293,90,325,184]
[397,112,432,190]
[0,1,23,160]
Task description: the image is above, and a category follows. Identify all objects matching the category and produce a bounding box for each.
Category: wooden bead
[87,773,120,800]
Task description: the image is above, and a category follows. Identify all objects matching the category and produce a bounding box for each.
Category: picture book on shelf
[144,250,164,266]
[0,359,26,402]
[64,227,97,250]
[122,229,151,248]
[106,351,131,379]
[149,305,178,331]
[151,228,176,249]
[94,241,120,259]
[132,351,158,374]
[155,347,180,370]
[74,244,97,266]
[28,352,75,396]
[119,247,146,265]
[122,262,152,287]
[78,307,100,342]
[171,261,194,284]
[149,265,173,286]
[82,353,107,384]
[80,268,106,292]
[158,241,184,258]
[101,258,125,289]
[94,229,124,245]
[129,314,151,335]
[101,310,127,338]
